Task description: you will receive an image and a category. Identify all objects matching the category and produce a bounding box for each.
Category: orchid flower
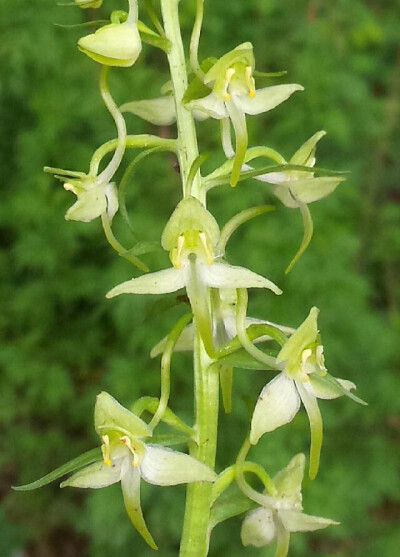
[250,307,366,479]
[78,1,142,68]
[106,197,282,357]
[61,392,216,549]
[185,43,303,186]
[241,454,338,556]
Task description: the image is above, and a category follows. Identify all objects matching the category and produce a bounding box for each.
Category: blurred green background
[1,0,399,556]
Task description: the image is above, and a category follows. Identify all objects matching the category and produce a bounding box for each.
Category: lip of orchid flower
[106,197,282,356]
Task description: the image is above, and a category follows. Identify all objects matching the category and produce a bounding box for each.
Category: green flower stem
[190,0,205,80]
[160,0,203,202]
[211,461,276,504]
[89,135,177,176]
[236,437,277,505]
[179,331,220,557]
[100,213,149,272]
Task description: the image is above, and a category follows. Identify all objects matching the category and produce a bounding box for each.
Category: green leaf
[120,241,162,258]
[12,448,101,491]
[140,31,171,53]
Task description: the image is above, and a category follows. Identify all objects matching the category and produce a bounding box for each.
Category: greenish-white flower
[185,43,303,186]
[107,197,282,356]
[78,1,142,67]
[61,392,216,549]
[241,454,338,556]
[250,307,365,479]
[62,174,119,223]
[255,131,345,207]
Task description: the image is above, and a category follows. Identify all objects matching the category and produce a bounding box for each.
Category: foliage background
[1,0,399,556]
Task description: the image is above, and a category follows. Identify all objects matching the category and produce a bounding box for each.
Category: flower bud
[78,21,142,67]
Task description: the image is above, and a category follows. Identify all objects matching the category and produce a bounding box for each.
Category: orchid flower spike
[185,43,303,186]
[107,197,282,357]
[241,454,338,556]
[78,1,142,67]
[61,392,216,549]
[250,307,366,479]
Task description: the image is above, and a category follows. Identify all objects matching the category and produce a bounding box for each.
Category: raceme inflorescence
[14,2,366,556]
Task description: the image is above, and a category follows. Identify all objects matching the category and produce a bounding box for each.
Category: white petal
[121,96,177,126]
[121,465,158,549]
[105,182,119,221]
[281,177,345,205]
[61,459,123,488]
[279,510,338,532]
[308,375,356,400]
[140,445,216,486]
[202,262,282,295]
[250,374,300,444]
[65,187,107,222]
[234,84,304,116]
[241,507,277,547]
[106,267,186,298]
[186,93,228,119]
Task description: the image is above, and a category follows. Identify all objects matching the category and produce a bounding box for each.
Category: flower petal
[186,93,228,119]
[106,267,186,298]
[95,391,151,438]
[140,445,216,486]
[276,307,319,369]
[250,374,300,444]
[273,454,305,507]
[65,187,107,222]
[290,131,327,166]
[104,182,119,221]
[296,382,323,480]
[275,517,291,557]
[279,177,345,205]
[279,510,338,532]
[241,507,277,547]
[185,259,214,356]
[234,84,304,116]
[202,262,282,295]
[308,374,356,400]
[60,459,123,488]
[121,96,177,125]
[121,465,158,550]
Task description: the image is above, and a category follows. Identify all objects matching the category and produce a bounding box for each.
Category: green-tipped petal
[161,197,220,251]
[234,84,304,116]
[273,454,305,507]
[65,187,107,222]
[202,262,282,294]
[274,518,291,557]
[277,308,319,370]
[226,98,248,186]
[250,374,300,444]
[140,445,216,485]
[279,510,338,532]
[13,448,101,491]
[275,177,345,207]
[121,96,177,126]
[296,382,323,480]
[61,459,123,488]
[106,267,186,298]
[291,131,327,166]
[78,23,142,68]
[241,507,277,547]
[205,42,254,85]
[309,373,367,405]
[186,93,228,119]
[121,466,158,550]
[95,392,151,438]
